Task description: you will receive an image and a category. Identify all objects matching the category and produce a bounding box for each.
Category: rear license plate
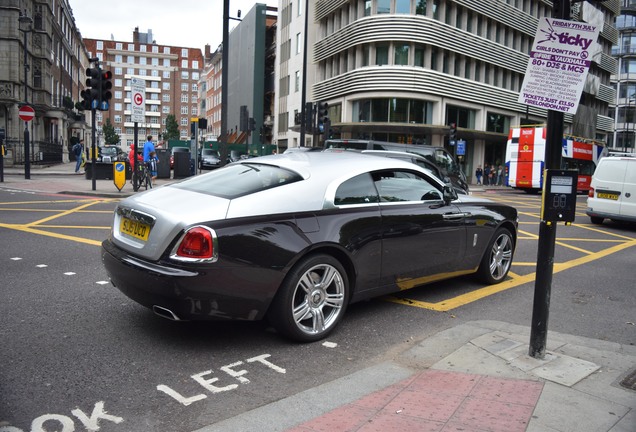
[120,217,150,241]
[597,192,619,200]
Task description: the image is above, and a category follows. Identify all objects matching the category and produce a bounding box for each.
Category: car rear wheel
[590,216,604,225]
[476,227,514,284]
[269,254,348,342]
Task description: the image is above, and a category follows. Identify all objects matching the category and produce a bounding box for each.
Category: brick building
[83,28,203,150]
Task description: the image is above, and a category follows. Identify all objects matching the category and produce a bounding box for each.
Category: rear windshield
[172,163,303,199]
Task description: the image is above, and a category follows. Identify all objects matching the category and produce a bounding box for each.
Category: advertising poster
[518,18,600,114]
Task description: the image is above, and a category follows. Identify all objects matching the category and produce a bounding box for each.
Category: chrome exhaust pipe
[152,305,181,321]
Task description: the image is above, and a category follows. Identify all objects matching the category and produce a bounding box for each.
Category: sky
[69,0,278,52]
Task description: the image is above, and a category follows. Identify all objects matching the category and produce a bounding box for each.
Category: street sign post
[113,161,126,192]
[19,105,35,179]
[131,78,146,123]
[19,105,35,122]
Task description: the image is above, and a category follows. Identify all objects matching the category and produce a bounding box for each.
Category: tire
[476,227,514,284]
[268,254,349,342]
[590,216,604,225]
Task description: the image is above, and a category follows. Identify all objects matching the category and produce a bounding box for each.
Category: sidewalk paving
[0,161,176,198]
[197,321,636,432]
[2,163,635,431]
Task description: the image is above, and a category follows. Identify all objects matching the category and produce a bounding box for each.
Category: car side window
[335,173,379,205]
[372,170,442,202]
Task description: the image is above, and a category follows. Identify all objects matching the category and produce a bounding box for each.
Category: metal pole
[528,0,569,359]
[91,108,96,191]
[220,0,230,166]
[626,97,631,153]
[23,27,31,180]
[299,0,309,147]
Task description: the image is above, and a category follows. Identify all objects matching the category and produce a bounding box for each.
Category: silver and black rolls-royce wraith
[102,151,518,342]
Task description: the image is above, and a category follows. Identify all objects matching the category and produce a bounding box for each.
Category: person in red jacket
[128,143,142,166]
[128,143,143,184]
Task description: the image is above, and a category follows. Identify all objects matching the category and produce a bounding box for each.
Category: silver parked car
[102,152,518,342]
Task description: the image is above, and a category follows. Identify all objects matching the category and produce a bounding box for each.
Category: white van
[586,156,636,224]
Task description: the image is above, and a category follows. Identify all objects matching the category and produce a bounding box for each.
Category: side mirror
[443,185,458,204]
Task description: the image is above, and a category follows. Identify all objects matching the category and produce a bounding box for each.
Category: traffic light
[449,122,457,142]
[84,66,101,110]
[99,70,112,111]
[304,102,314,132]
[248,117,256,131]
[240,105,248,132]
[317,101,329,133]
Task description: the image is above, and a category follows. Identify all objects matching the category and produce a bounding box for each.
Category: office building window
[377,0,390,14]
[376,44,389,66]
[395,44,409,65]
[396,0,410,13]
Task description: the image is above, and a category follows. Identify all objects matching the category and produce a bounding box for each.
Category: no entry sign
[19,105,35,122]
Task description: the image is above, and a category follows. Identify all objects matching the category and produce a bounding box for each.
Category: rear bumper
[585,209,636,224]
[101,239,272,321]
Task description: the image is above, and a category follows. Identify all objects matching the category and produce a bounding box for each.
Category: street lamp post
[18,12,33,180]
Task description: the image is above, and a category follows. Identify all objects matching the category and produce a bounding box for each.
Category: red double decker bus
[505,126,605,193]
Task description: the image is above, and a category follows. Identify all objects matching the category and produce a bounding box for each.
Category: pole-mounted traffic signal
[317,101,329,133]
[99,70,112,111]
[304,102,314,133]
[84,66,101,110]
[449,122,457,142]
[240,105,248,132]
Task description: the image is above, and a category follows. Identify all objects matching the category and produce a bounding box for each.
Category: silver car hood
[454,194,493,204]
[111,186,230,261]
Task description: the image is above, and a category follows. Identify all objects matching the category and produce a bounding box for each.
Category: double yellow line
[387,225,636,312]
[0,199,114,246]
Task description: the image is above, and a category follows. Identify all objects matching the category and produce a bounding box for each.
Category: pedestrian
[72,139,83,173]
[143,135,156,163]
[475,165,483,185]
[483,164,490,186]
[147,150,159,181]
[128,143,142,183]
[497,165,504,185]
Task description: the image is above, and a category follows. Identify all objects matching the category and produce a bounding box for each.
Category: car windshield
[202,149,219,157]
[173,163,303,199]
[101,147,118,155]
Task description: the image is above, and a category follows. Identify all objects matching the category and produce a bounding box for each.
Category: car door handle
[443,212,468,220]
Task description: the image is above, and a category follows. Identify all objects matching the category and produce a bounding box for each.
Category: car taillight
[588,187,594,198]
[171,226,218,262]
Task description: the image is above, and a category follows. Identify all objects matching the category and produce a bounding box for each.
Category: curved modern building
[276,0,618,182]
[611,0,636,153]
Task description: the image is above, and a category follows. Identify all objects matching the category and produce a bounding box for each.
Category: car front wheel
[476,227,514,284]
[269,254,348,342]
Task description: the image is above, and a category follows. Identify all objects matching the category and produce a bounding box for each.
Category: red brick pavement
[286,370,544,432]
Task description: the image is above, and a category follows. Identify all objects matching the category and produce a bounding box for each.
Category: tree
[102,118,120,145]
[164,114,180,141]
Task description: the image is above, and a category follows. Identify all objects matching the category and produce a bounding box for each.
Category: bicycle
[131,162,152,191]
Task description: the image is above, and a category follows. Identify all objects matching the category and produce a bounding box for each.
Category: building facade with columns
[277,0,618,183]
[0,0,90,167]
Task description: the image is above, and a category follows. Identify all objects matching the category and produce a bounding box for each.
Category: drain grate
[619,368,636,391]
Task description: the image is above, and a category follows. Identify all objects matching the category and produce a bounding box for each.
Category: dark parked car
[170,146,190,169]
[360,150,468,195]
[325,139,470,194]
[199,148,221,170]
[98,145,125,163]
[102,152,517,342]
